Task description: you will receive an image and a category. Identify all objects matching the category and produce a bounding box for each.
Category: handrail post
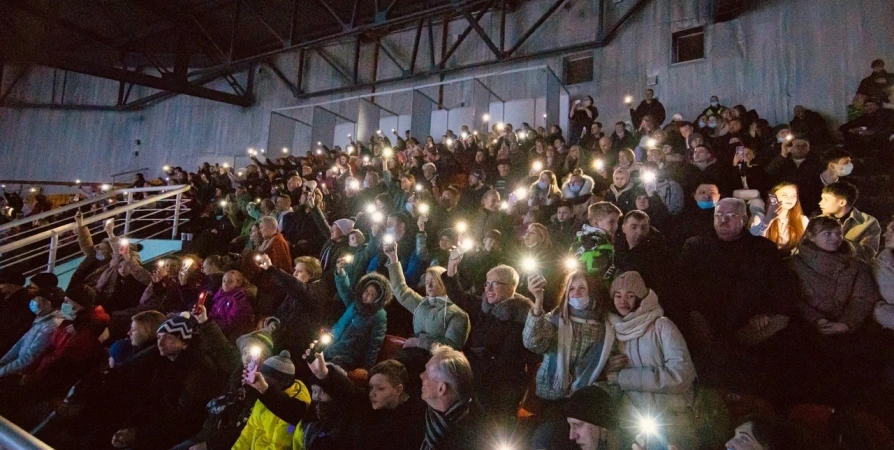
[172,192,183,239]
[47,231,59,273]
[123,191,134,235]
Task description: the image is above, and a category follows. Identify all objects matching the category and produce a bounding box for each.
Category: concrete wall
[1,0,892,184]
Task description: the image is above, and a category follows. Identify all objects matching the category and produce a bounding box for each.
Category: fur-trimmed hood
[354,272,393,314]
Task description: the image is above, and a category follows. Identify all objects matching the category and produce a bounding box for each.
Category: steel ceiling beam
[505,0,567,57]
[457,1,502,59]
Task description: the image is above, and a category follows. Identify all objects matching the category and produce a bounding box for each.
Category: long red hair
[766,182,805,253]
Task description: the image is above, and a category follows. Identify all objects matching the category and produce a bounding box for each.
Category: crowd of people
[0,58,893,450]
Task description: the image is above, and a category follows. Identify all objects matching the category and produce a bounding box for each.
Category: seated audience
[818,181,881,261]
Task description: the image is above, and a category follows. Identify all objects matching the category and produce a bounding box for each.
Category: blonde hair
[294,256,322,280]
[424,267,447,296]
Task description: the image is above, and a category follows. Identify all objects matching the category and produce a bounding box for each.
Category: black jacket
[631,99,667,126]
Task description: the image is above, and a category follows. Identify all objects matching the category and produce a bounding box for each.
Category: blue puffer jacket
[324,271,392,370]
[0,311,63,377]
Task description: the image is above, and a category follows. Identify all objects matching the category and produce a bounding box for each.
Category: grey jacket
[0,311,64,377]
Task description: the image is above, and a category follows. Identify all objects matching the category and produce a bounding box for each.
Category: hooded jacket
[325,271,391,370]
[387,261,470,350]
[561,175,595,199]
[209,287,256,342]
[0,310,63,377]
[787,241,878,331]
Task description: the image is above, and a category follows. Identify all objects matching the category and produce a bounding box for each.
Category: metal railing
[0,415,53,450]
[0,185,191,276]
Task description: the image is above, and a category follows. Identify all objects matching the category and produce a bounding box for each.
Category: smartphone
[245,348,262,383]
[736,146,745,157]
[769,193,778,206]
[193,291,208,315]
[303,332,334,362]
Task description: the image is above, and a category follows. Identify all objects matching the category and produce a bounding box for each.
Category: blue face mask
[697,200,716,210]
[537,181,549,190]
[570,184,582,193]
[61,302,76,319]
[29,300,41,315]
[698,121,706,128]
[385,227,396,236]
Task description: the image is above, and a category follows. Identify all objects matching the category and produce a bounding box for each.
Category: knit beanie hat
[65,284,97,309]
[260,351,296,387]
[30,272,59,289]
[333,218,355,237]
[236,329,275,358]
[109,339,135,366]
[157,312,197,341]
[610,271,648,299]
[563,386,620,430]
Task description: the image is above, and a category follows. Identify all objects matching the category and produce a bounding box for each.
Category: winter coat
[787,242,879,331]
[523,307,613,400]
[324,271,390,370]
[31,306,110,396]
[0,311,63,377]
[873,249,894,329]
[572,225,616,283]
[681,232,798,342]
[209,287,255,342]
[233,380,311,450]
[442,272,536,414]
[127,346,223,449]
[839,207,882,262]
[313,362,425,450]
[387,261,470,350]
[260,233,294,273]
[605,183,638,214]
[609,291,696,416]
[561,175,595,199]
[0,288,36,357]
[652,178,685,216]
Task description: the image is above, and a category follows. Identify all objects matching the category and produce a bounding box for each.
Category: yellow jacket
[233,380,310,450]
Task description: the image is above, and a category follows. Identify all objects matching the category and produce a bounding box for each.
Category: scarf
[421,397,473,450]
[610,290,663,341]
[550,303,609,393]
[609,183,632,200]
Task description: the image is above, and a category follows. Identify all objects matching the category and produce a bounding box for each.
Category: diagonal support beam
[506,0,567,56]
[457,2,502,58]
[315,48,354,83]
[264,60,301,98]
[315,0,347,29]
[377,39,406,73]
[440,1,494,68]
[0,65,31,104]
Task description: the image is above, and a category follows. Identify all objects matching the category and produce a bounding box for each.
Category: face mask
[697,200,717,210]
[95,252,106,261]
[29,300,41,315]
[362,180,370,189]
[698,121,706,128]
[405,203,414,214]
[537,181,548,190]
[710,101,719,107]
[61,302,76,319]
[570,184,582,193]
[385,227,396,236]
[836,163,854,177]
[707,122,717,129]
[777,136,785,143]
[568,296,590,310]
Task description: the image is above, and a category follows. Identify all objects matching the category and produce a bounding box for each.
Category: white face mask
[836,163,854,177]
[95,252,106,261]
[710,101,719,107]
[568,296,590,310]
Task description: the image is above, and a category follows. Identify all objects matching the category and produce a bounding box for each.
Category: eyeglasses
[714,213,744,219]
[484,281,509,289]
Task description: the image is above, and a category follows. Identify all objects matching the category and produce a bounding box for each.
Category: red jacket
[32,306,110,394]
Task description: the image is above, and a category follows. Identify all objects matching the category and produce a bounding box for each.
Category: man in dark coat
[614,210,679,320]
[789,105,832,147]
[443,254,535,419]
[419,345,487,450]
[856,59,894,101]
[680,198,799,399]
[764,136,824,188]
[0,271,35,356]
[630,89,667,127]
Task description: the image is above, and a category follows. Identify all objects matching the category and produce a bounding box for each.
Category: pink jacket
[209,288,255,341]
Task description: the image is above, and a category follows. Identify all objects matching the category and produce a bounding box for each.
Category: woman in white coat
[604,271,697,449]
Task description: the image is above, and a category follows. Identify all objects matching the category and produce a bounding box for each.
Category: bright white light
[521,257,538,273]
[461,238,474,251]
[316,149,322,155]
[371,211,384,223]
[348,179,360,190]
[75,179,81,184]
[363,156,370,163]
[593,159,604,170]
[564,257,579,271]
[319,333,333,345]
[162,165,171,171]
[418,203,430,215]
[514,187,528,199]
[642,171,657,184]
[518,131,527,139]
[119,238,130,246]
[383,234,395,244]
[624,95,633,104]
[365,204,376,214]
[785,134,794,141]
[482,113,490,122]
[346,145,355,153]
[219,200,228,207]
[531,161,543,172]
[500,201,509,210]
[382,147,394,158]
[496,122,505,131]
[100,184,111,191]
[415,183,424,192]
[646,138,657,148]
[543,113,547,118]
[282,148,289,154]
[455,221,468,233]
[249,346,262,358]
[222,162,230,168]
[343,254,354,264]
[376,129,382,135]
[446,138,454,146]
[461,131,469,139]
[639,416,658,436]
[473,131,478,136]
